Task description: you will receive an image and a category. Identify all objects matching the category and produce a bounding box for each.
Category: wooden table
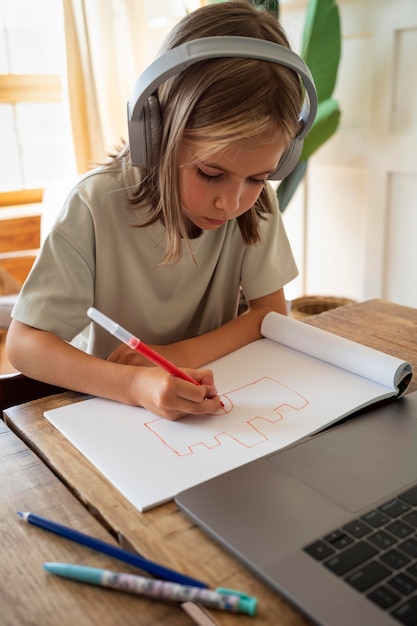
[0,419,192,625]
[2,299,417,625]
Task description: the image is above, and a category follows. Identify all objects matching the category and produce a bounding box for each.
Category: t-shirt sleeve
[11,190,96,342]
[240,185,298,301]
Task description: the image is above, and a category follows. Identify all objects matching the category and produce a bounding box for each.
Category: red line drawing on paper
[144,377,309,456]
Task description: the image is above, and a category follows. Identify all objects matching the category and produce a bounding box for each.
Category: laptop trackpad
[269,406,417,513]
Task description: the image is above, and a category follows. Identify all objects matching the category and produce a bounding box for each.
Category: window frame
[0,73,62,208]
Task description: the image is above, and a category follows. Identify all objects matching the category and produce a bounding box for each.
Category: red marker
[87,307,223,406]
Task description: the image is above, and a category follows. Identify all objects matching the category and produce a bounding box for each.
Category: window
[0,0,76,207]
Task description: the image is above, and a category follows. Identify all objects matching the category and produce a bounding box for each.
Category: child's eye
[249,178,267,187]
[195,168,266,187]
[196,168,222,183]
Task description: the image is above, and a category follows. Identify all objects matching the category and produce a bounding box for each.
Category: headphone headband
[127,36,318,179]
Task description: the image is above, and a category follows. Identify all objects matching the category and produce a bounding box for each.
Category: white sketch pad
[44,313,410,511]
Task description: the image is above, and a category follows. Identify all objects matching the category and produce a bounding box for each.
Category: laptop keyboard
[304,484,417,626]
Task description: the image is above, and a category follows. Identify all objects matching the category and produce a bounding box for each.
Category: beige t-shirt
[12,165,298,358]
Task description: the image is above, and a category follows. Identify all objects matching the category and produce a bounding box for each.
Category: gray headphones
[127,36,317,180]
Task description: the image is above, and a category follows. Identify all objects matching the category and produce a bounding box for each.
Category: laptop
[176,391,417,626]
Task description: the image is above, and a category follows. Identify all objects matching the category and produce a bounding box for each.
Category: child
[7,0,316,420]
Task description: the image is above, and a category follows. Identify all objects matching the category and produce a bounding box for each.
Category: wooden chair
[0,372,67,413]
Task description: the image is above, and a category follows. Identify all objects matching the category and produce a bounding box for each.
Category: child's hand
[131,366,222,420]
[107,343,150,366]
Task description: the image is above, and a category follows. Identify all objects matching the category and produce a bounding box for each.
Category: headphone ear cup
[269,136,303,181]
[142,95,162,168]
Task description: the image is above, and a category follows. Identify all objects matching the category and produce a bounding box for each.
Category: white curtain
[62,0,189,173]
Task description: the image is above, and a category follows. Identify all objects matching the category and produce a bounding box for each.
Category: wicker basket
[290,295,355,320]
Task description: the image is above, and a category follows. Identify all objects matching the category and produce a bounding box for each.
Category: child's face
[178,135,287,231]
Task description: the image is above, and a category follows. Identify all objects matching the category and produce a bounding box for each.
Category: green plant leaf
[302,0,341,102]
[301,98,341,160]
[234,0,342,210]
[277,160,308,211]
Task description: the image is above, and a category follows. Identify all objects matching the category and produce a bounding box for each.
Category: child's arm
[108,288,287,369]
[6,320,221,420]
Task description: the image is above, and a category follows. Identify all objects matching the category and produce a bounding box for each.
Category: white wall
[281,0,417,307]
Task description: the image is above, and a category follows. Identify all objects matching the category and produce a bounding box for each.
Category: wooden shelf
[0,206,41,285]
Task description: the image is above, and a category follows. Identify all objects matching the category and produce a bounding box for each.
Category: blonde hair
[115,0,303,263]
